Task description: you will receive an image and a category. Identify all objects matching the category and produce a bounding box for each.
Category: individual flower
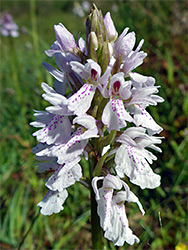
[115,127,163,189]
[68,59,111,115]
[34,115,99,165]
[100,72,134,131]
[92,174,145,246]
[112,27,147,74]
[103,14,147,76]
[36,150,83,216]
[45,23,87,58]
[0,12,19,37]
[46,159,82,192]
[30,110,72,145]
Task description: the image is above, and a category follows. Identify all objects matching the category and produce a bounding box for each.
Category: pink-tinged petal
[129,72,155,88]
[54,23,76,52]
[117,187,145,215]
[134,105,163,135]
[32,115,71,145]
[73,115,96,130]
[103,12,118,42]
[70,61,89,79]
[68,83,97,115]
[37,189,68,216]
[102,99,133,131]
[123,51,147,74]
[42,62,65,83]
[45,105,72,116]
[114,30,135,61]
[115,144,161,189]
[103,174,122,190]
[46,159,82,191]
[78,37,87,55]
[97,187,114,231]
[98,65,112,87]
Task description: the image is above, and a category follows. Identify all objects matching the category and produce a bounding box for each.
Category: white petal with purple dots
[46,159,82,191]
[37,189,68,216]
[68,83,97,116]
[32,114,72,145]
[133,104,163,135]
[115,144,161,189]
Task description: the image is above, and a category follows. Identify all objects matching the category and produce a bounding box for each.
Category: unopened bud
[89,31,98,50]
[103,12,118,42]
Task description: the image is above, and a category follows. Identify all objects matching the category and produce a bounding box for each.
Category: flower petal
[102,99,133,131]
[134,105,163,135]
[37,189,68,216]
[68,83,97,115]
[33,115,72,145]
[115,144,161,189]
[46,160,82,191]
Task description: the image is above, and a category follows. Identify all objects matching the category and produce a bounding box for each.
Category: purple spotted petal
[32,115,72,145]
[134,105,163,135]
[102,99,133,131]
[68,83,97,115]
[46,159,82,191]
[115,144,161,189]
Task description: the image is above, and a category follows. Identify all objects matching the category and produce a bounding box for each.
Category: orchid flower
[115,127,163,189]
[34,115,98,164]
[92,174,144,246]
[101,72,134,131]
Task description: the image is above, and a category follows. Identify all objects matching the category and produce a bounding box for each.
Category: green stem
[90,186,103,249]
[89,154,103,249]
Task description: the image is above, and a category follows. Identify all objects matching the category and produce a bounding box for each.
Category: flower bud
[89,31,98,50]
[103,12,118,42]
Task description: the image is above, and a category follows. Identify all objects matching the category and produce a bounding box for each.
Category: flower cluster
[31,5,164,246]
[0,12,19,37]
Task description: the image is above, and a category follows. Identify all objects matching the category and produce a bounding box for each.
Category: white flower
[101,72,134,131]
[133,104,163,135]
[37,189,68,216]
[92,174,144,246]
[115,127,163,189]
[68,59,101,115]
[46,158,82,192]
[31,110,72,145]
[35,115,98,164]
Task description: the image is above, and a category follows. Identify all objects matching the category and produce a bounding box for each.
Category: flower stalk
[89,153,103,249]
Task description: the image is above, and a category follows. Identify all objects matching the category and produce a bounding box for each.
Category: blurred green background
[0,1,187,249]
